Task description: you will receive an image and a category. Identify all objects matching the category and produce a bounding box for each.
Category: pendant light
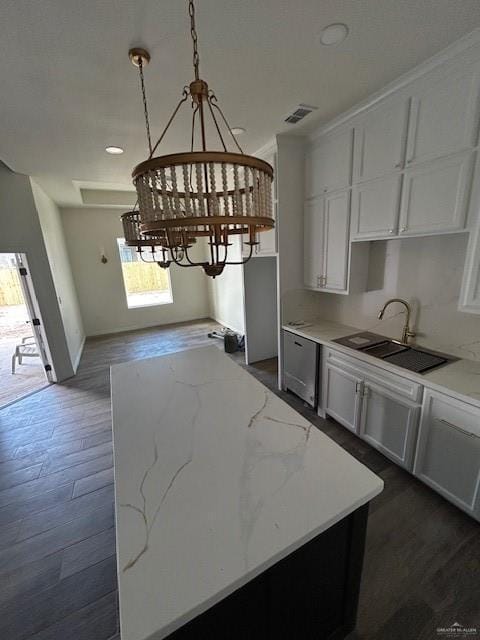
[129,0,274,278]
[121,210,192,269]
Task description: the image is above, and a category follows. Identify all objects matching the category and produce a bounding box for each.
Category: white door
[351,174,402,240]
[359,382,420,470]
[304,197,325,289]
[413,390,480,520]
[306,128,353,197]
[398,151,475,236]
[405,67,480,166]
[323,190,350,291]
[15,254,55,382]
[353,98,410,182]
[325,362,363,433]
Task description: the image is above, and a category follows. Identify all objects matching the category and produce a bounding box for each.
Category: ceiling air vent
[284,103,318,124]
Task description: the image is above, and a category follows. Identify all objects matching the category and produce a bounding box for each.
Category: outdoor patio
[0,304,48,408]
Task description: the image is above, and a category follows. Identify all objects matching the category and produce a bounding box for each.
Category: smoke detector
[284,104,318,125]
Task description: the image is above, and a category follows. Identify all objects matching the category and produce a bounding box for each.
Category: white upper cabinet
[304,197,325,290]
[398,151,475,236]
[406,67,480,166]
[460,155,480,313]
[351,174,402,240]
[323,190,350,291]
[305,128,353,198]
[304,191,351,293]
[353,98,410,182]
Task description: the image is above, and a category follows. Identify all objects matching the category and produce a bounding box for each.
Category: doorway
[0,253,53,408]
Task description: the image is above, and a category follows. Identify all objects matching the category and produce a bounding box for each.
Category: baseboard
[87,317,214,338]
[72,335,86,372]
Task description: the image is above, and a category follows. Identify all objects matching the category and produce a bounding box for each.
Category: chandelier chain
[138,58,153,156]
[189,0,200,80]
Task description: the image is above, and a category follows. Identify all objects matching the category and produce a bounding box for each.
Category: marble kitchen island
[111,346,383,640]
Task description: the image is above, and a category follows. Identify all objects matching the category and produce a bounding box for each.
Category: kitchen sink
[361,341,407,359]
[333,333,458,374]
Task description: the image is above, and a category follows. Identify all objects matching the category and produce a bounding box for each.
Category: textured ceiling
[1,0,480,205]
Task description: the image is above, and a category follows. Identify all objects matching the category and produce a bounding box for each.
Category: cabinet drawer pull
[294,341,303,347]
[355,382,362,394]
[435,418,479,439]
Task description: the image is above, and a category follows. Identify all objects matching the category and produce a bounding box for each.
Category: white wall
[206,237,245,334]
[284,233,480,361]
[31,180,85,369]
[61,207,211,336]
[0,161,74,380]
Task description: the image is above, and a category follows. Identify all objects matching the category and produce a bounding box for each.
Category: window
[117,239,173,308]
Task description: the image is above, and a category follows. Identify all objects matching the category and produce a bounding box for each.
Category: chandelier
[129,0,274,277]
[121,210,194,269]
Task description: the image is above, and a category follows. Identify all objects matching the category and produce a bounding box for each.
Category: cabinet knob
[389,229,394,234]
[323,188,328,193]
[395,162,402,169]
[400,227,406,232]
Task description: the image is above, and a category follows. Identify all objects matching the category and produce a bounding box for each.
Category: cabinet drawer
[414,390,480,519]
[324,347,422,402]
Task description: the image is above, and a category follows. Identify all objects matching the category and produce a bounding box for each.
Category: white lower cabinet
[360,382,420,469]
[325,362,363,433]
[413,390,480,521]
[323,349,421,464]
[321,347,480,520]
[323,348,422,471]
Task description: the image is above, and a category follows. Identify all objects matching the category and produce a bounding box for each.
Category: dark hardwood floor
[0,319,478,640]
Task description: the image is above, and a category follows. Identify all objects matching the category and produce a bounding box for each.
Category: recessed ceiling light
[231,127,246,135]
[320,23,349,46]
[105,146,124,155]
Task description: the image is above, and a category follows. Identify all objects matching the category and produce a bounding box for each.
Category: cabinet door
[351,174,402,240]
[398,151,474,236]
[359,382,420,470]
[304,197,325,289]
[413,390,480,520]
[306,129,353,197]
[325,363,362,433]
[323,190,350,291]
[406,68,480,166]
[460,217,480,313]
[353,99,409,182]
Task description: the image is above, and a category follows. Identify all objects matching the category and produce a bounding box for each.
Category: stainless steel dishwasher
[283,330,319,407]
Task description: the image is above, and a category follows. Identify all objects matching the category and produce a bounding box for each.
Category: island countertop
[111,346,383,640]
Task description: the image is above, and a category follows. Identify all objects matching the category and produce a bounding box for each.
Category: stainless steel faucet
[377,298,416,344]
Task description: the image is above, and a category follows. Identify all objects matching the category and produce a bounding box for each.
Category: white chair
[11,336,40,374]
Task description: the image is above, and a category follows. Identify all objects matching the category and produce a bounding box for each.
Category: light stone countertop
[111,346,383,640]
[283,319,480,408]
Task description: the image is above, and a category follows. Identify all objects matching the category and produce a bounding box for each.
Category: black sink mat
[383,349,447,373]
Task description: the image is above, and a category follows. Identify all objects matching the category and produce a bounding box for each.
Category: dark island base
[167,503,369,640]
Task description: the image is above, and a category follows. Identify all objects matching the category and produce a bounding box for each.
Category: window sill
[126,300,173,310]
